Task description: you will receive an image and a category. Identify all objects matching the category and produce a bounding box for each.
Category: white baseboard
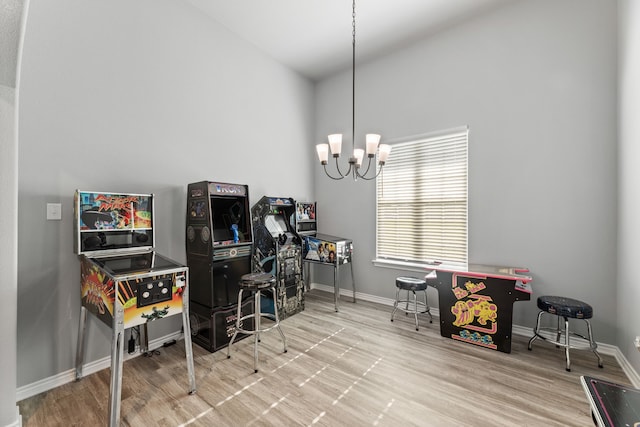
[310,282,442,318]
[310,282,640,387]
[6,406,21,427]
[16,330,184,402]
[17,287,640,403]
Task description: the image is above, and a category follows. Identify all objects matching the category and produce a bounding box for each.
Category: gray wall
[618,0,640,374]
[314,0,619,342]
[16,0,315,387]
[1,0,27,423]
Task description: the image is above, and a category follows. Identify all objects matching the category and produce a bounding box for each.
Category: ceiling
[184,0,511,81]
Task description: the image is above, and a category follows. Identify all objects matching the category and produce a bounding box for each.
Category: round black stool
[390,276,433,331]
[528,295,603,371]
[227,272,287,373]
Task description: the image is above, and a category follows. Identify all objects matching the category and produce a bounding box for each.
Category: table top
[425,263,532,283]
[581,375,640,427]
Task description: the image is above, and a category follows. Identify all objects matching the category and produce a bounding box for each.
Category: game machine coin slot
[251,196,304,320]
[295,201,355,312]
[74,190,196,427]
[186,181,254,352]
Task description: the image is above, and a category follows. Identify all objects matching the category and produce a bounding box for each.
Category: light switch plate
[47,203,62,220]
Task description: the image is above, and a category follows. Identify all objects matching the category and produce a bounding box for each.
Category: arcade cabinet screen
[296,202,316,220]
[265,214,288,237]
[210,197,249,243]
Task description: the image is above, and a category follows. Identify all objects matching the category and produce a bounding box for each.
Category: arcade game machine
[295,201,355,312]
[424,264,532,353]
[74,190,196,427]
[251,196,304,320]
[581,375,640,427]
[186,181,254,352]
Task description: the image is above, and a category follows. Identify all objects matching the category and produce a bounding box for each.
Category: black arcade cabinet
[185,181,254,352]
[251,196,304,320]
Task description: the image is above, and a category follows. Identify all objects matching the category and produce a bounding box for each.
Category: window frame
[373,126,469,272]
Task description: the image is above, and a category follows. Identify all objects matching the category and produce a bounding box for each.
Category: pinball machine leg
[304,261,311,292]
[349,260,356,303]
[334,264,340,312]
[140,323,149,354]
[75,306,87,380]
[181,287,196,394]
[108,325,125,427]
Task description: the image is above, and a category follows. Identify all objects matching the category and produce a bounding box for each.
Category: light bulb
[316,144,329,164]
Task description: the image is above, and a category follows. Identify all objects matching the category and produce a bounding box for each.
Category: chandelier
[315,0,391,181]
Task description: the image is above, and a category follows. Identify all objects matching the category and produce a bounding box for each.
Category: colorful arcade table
[425,264,532,353]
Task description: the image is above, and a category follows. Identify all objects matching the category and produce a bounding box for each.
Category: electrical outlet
[635,336,640,352]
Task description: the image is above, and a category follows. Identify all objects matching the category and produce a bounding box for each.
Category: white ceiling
[184,0,511,81]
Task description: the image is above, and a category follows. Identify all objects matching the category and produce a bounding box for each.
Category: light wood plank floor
[19,290,630,426]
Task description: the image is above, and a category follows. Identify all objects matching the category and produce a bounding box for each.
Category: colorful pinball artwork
[80,257,186,329]
[303,236,337,264]
[77,192,152,230]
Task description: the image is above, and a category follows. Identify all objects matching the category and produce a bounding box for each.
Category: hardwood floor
[19,289,630,426]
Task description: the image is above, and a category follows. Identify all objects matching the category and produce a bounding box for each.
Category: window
[376,127,468,270]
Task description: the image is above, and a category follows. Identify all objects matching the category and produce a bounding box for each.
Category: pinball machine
[295,201,356,312]
[251,196,304,320]
[581,375,640,426]
[73,190,196,427]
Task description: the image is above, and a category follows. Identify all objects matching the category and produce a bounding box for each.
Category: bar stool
[390,276,433,331]
[528,295,603,371]
[227,272,287,373]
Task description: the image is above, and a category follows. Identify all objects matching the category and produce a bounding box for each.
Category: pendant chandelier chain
[352,0,356,152]
[314,0,391,181]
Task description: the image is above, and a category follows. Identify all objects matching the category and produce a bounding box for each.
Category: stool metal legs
[390,288,432,331]
[227,287,287,373]
[528,310,604,371]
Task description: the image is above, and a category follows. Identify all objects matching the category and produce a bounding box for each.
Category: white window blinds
[376,127,468,269]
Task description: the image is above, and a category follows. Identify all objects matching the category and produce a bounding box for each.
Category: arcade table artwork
[581,376,640,427]
[424,263,532,353]
[74,190,196,427]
